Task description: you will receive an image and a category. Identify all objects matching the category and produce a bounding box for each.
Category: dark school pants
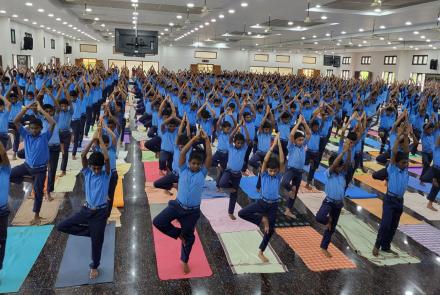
[10,164,47,213]
[248,150,266,170]
[57,206,108,269]
[281,167,302,209]
[92,103,100,126]
[375,194,403,251]
[376,150,390,165]
[211,151,228,187]
[70,119,81,156]
[422,166,440,202]
[152,200,200,263]
[59,130,71,172]
[238,199,278,252]
[306,151,320,184]
[218,169,242,214]
[0,207,9,270]
[107,170,119,217]
[159,150,173,171]
[8,122,19,152]
[145,136,161,154]
[410,129,421,155]
[421,152,433,179]
[154,172,179,191]
[0,134,8,150]
[48,145,61,193]
[242,144,253,172]
[85,106,94,137]
[79,115,86,146]
[315,198,343,250]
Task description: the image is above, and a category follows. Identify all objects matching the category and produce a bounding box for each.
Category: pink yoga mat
[200,198,258,233]
[409,167,422,176]
[152,226,212,280]
[144,161,161,182]
[124,133,131,144]
[399,224,440,256]
[368,130,379,137]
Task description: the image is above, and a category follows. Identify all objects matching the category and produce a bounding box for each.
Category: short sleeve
[200,166,208,176]
[81,167,91,177]
[325,169,331,179]
[179,163,187,174]
[19,126,28,138]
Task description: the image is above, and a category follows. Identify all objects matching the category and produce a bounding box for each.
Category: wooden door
[213,65,221,75]
[313,70,320,78]
[75,59,83,67]
[297,69,304,76]
[96,60,104,67]
[190,64,198,74]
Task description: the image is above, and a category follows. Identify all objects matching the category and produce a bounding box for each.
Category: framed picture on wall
[17,55,29,70]
[51,39,55,49]
[10,29,15,44]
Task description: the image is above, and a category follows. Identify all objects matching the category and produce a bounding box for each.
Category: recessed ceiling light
[48,13,54,17]
[12,14,18,18]
[133,26,137,29]
[191,29,194,32]
[398,37,403,41]
[0,10,5,14]
[187,3,194,8]
[314,41,318,45]
[133,12,138,15]
[132,16,137,20]
[288,21,293,25]
[32,21,37,25]
[94,17,99,21]
[176,15,182,19]
[68,24,72,27]
[52,29,56,32]
[241,2,248,7]
[434,47,437,50]
[405,21,412,26]
[132,20,136,24]
[40,25,44,28]
[362,40,367,43]
[313,35,317,38]
[341,31,346,34]
[301,36,306,40]
[247,31,252,35]
[380,37,384,40]
[413,31,419,35]
[194,28,198,31]
[86,8,92,12]
[199,25,203,28]
[25,2,33,6]
[315,4,321,8]
[359,28,364,32]
[219,14,225,19]
[56,18,61,21]
[228,9,235,14]
[169,22,174,26]
[336,43,340,46]
[358,44,362,47]
[73,26,77,29]
[211,18,216,22]
[379,25,386,29]
[374,8,381,12]
[415,47,419,50]
[325,33,330,36]
[393,46,397,49]
[37,8,44,13]
[427,39,431,42]
[62,21,67,24]
[421,35,426,39]
[131,0,138,3]
[100,23,105,27]
[387,41,391,45]
[321,15,327,20]
[205,22,209,25]
[255,43,259,46]
[160,32,164,35]
[131,3,138,7]
[23,18,29,22]
[164,28,169,31]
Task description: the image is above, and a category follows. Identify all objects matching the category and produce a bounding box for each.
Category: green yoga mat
[142,151,157,162]
[336,211,420,266]
[0,225,53,293]
[149,203,167,220]
[218,230,287,274]
[54,171,79,193]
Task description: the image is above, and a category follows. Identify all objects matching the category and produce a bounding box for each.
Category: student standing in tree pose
[153,130,212,274]
[238,133,284,263]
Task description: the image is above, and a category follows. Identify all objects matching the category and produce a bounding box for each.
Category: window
[410,73,426,86]
[302,56,316,64]
[197,64,214,73]
[302,69,315,77]
[250,66,265,74]
[80,44,97,53]
[50,39,55,50]
[360,71,371,80]
[10,29,15,44]
[361,56,371,65]
[326,69,333,77]
[249,66,293,75]
[254,54,269,62]
[276,55,290,63]
[412,55,428,65]
[82,58,97,67]
[342,57,351,65]
[194,51,217,59]
[342,70,350,79]
[278,67,293,75]
[384,56,397,65]
[382,71,395,84]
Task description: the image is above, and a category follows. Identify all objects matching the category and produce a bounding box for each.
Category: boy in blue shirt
[56,97,74,177]
[281,115,311,218]
[57,126,111,280]
[373,125,409,257]
[153,130,212,274]
[218,120,251,220]
[315,142,351,258]
[6,89,23,160]
[238,134,284,263]
[68,87,84,160]
[0,140,10,270]
[10,101,56,225]
[159,116,180,174]
[423,131,440,211]
[304,120,321,190]
[0,91,11,149]
[249,106,274,171]
[42,104,60,201]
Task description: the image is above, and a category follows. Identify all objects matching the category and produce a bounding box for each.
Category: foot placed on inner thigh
[258,250,269,263]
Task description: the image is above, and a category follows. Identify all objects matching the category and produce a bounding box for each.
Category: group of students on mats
[0,63,128,279]
[135,68,439,272]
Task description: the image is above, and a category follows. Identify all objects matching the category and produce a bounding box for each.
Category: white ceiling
[3,0,440,53]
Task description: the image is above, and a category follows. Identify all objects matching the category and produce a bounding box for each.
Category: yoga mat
[202,180,228,199]
[402,193,440,221]
[398,224,440,256]
[409,167,423,176]
[12,193,64,226]
[145,183,177,204]
[363,145,379,152]
[142,150,157,162]
[0,225,53,293]
[408,176,431,194]
[218,230,286,274]
[117,150,128,160]
[116,163,132,177]
[276,226,357,272]
[54,171,78,193]
[364,137,382,149]
[143,161,161,182]
[131,130,149,141]
[409,154,423,164]
[123,133,131,144]
[149,203,167,220]
[108,207,122,227]
[352,198,423,225]
[200,198,258,233]
[275,206,310,227]
[113,178,124,208]
[364,161,385,172]
[55,223,116,288]
[368,151,381,157]
[368,130,379,137]
[297,192,326,215]
[337,210,420,266]
[152,226,212,280]
[354,174,387,194]
[239,176,260,200]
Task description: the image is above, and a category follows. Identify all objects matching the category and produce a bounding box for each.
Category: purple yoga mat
[124,133,131,144]
[409,167,423,176]
[399,224,440,256]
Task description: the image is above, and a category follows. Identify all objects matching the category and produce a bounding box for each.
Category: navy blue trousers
[375,194,403,251]
[159,150,173,171]
[145,136,161,153]
[152,200,200,263]
[0,207,9,270]
[84,106,94,137]
[248,150,266,170]
[70,119,81,156]
[57,206,108,269]
[218,169,242,214]
[8,122,19,152]
[306,150,320,184]
[48,145,60,193]
[315,198,343,249]
[59,130,71,172]
[281,167,302,209]
[238,199,278,251]
[107,170,119,217]
[211,151,228,187]
[154,172,179,191]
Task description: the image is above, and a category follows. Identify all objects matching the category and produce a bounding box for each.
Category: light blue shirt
[324,169,346,202]
[82,167,111,207]
[217,131,229,152]
[0,164,11,207]
[20,126,51,168]
[257,132,271,153]
[0,110,10,133]
[287,142,306,170]
[160,129,178,153]
[387,163,408,198]
[434,146,440,167]
[227,143,248,172]
[176,164,208,207]
[260,172,282,201]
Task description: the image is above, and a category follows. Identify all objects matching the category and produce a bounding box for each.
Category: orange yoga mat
[354,174,387,194]
[368,151,381,157]
[352,198,423,225]
[276,227,356,272]
[145,183,177,204]
[113,178,124,208]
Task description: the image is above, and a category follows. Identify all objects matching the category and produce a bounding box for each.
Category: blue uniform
[176,164,208,208]
[226,143,248,172]
[260,172,282,201]
[20,126,51,168]
[287,143,306,170]
[82,167,111,207]
[0,165,11,207]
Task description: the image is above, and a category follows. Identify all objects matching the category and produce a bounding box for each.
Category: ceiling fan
[81,2,104,17]
[304,0,311,23]
[200,0,212,17]
[185,9,191,24]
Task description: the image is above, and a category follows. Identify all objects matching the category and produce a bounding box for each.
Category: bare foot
[305,184,312,190]
[258,250,269,263]
[45,193,54,202]
[372,247,379,257]
[427,202,438,212]
[30,216,42,225]
[159,170,166,176]
[321,248,333,258]
[383,249,399,256]
[284,208,297,219]
[72,155,77,160]
[89,268,99,279]
[261,216,270,234]
[182,262,190,274]
[164,190,173,196]
[58,171,66,177]
[228,213,236,220]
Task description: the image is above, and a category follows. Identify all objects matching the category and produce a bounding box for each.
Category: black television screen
[115,29,158,55]
[333,56,341,68]
[323,55,341,67]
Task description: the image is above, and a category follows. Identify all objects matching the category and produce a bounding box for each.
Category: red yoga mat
[144,162,161,182]
[152,225,212,280]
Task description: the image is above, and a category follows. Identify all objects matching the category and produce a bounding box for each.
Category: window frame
[412,55,428,65]
[361,56,371,65]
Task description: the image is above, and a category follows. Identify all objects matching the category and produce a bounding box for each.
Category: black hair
[213,98,221,104]
[228,103,236,109]
[328,153,344,167]
[189,151,204,163]
[243,111,251,118]
[176,134,189,146]
[256,103,264,110]
[167,118,178,126]
[262,121,272,129]
[161,108,171,117]
[234,133,245,142]
[43,104,53,110]
[281,112,291,119]
[69,90,78,97]
[201,109,210,119]
[294,131,305,140]
[266,156,280,169]
[347,132,358,141]
[395,151,409,163]
[102,134,110,144]
[30,118,43,128]
[107,119,116,126]
[0,100,4,107]
[59,99,69,106]
[88,151,105,167]
[221,120,232,128]
[311,120,320,127]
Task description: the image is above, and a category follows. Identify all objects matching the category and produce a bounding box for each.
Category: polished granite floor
[6,124,440,295]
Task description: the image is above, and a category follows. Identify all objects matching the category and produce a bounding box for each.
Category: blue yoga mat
[55,223,115,288]
[364,137,382,149]
[202,180,228,199]
[0,225,53,293]
[239,176,261,200]
[408,176,431,194]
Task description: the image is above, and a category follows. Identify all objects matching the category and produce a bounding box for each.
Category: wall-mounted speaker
[23,36,33,50]
[430,59,438,70]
